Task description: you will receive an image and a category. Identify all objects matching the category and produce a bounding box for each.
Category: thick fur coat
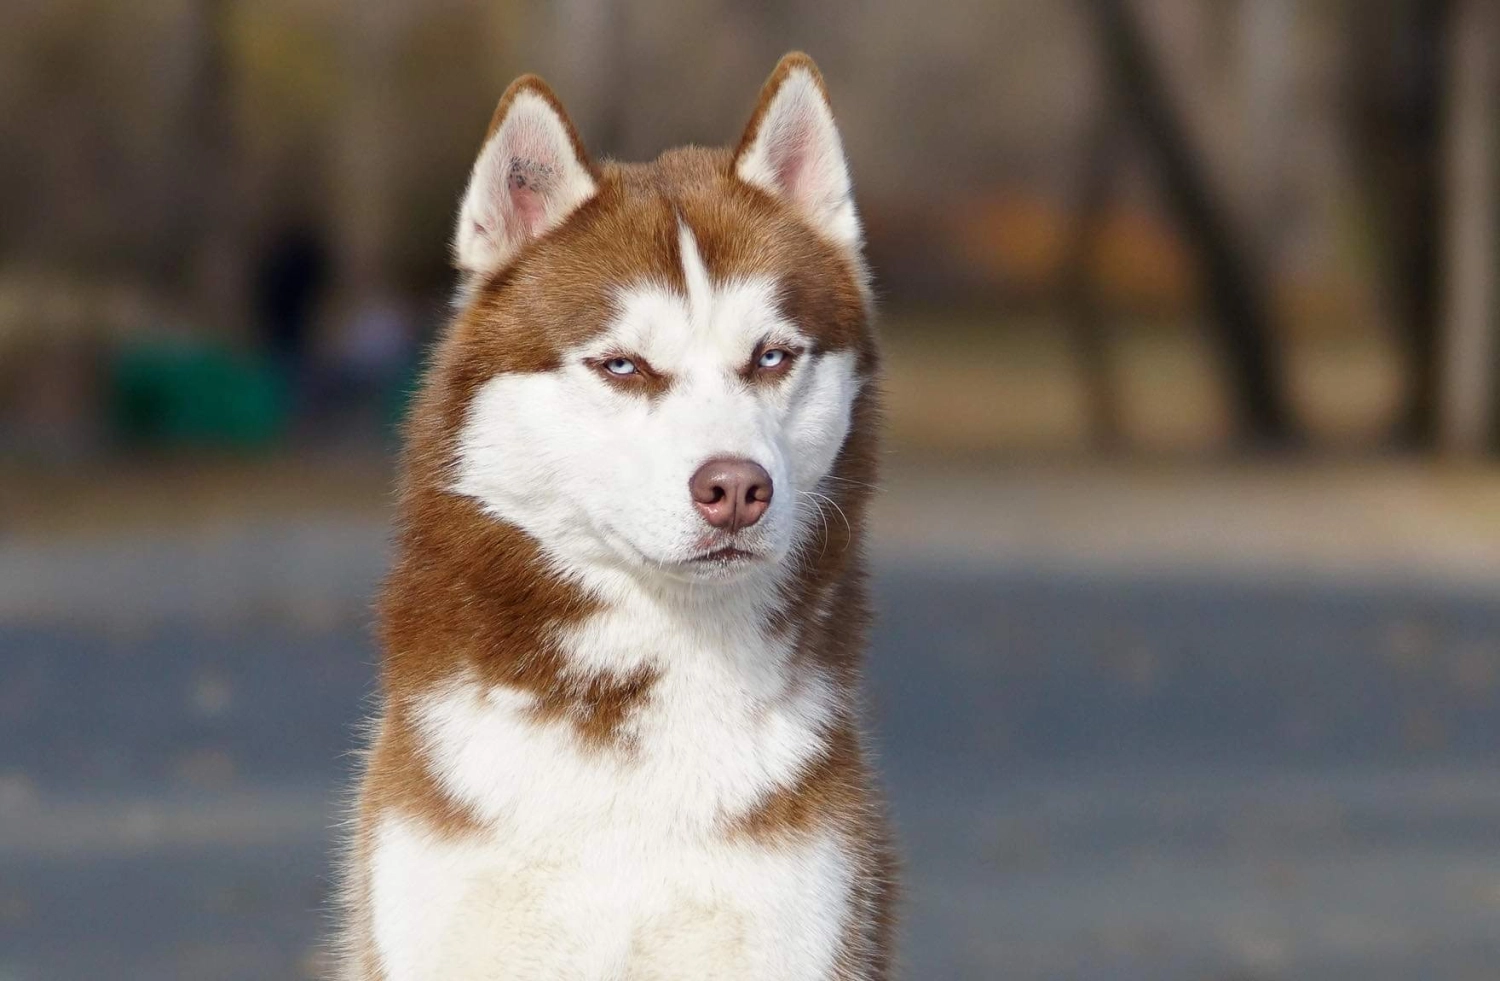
[337,53,896,980]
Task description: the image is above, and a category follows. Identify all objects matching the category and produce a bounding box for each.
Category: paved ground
[3,464,1500,979]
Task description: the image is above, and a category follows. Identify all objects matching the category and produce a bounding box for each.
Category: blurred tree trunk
[335,5,408,306]
[1237,0,1294,257]
[1439,0,1499,454]
[187,0,245,340]
[1083,0,1295,448]
[552,0,625,155]
[1350,0,1449,449]
[1062,111,1123,451]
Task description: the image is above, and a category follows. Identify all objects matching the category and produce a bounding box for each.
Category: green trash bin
[109,339,287,449]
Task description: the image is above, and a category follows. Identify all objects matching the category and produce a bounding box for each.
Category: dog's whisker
[796,491,832,560]
[803,489,851,547]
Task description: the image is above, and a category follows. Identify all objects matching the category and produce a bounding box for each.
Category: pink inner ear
[760,97,823,202]
[510,182,546,237]
[770,128,812,198]
[506,154,554,237]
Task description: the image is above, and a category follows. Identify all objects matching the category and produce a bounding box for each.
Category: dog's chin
[678,546,771,582]
[632,539,787,586]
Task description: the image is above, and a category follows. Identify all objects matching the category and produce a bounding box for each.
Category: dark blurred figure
[253,223,331,390]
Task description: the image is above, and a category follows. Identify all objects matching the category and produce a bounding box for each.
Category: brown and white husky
[338,52,895,980]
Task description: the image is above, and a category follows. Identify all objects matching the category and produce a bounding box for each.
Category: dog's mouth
[690,545,761,564]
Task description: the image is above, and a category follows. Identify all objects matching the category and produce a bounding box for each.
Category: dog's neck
[380,484,850,699]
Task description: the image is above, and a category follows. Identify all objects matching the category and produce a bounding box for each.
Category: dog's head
[428,53,875,588]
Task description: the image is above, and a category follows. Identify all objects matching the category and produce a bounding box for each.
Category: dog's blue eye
[605,358,636,376]
[758,349,787,369]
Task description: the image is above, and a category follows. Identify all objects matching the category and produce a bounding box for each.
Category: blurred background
[3,1,1500,978]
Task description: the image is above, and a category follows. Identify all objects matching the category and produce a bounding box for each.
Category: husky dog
[338,52,895,980]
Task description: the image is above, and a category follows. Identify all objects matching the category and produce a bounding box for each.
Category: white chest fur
[368,597,856,980]
[370,815,852,980]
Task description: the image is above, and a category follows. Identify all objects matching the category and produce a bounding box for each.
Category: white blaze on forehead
[678,220,715,322]
[588,221,802,373]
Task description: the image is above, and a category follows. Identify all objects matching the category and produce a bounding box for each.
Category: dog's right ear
[454,75,597,279]
[734,52,861,252]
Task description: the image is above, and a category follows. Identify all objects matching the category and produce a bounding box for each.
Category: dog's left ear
[734,52,861,251]
[454,75,597,279]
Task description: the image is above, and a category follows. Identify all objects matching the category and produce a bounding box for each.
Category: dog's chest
[414,599,838,831]
[370,815,851,980]
[369,614,850,979]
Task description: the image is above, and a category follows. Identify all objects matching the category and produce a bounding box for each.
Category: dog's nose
[690,458,773,531]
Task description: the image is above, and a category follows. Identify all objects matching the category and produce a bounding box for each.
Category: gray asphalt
[3,563,1500,980]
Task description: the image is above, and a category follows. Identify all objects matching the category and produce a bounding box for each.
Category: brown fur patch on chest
[526,665,659,751]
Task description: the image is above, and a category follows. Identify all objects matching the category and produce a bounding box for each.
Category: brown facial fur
[347,52,893,979]
[380,141,876,707]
